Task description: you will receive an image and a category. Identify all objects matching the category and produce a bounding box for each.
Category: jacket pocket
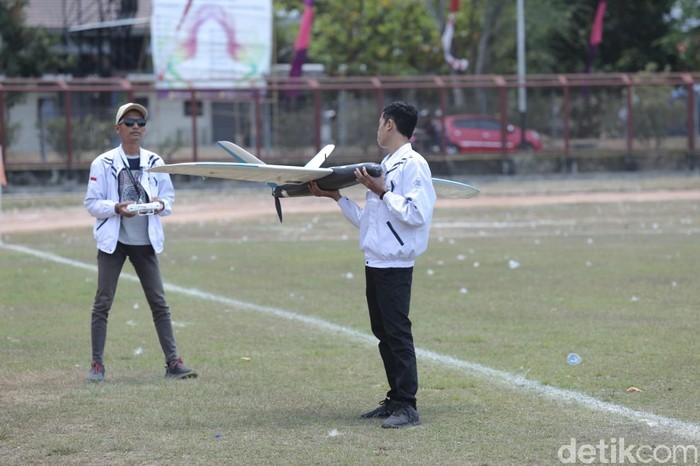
[96,218,108,231]
[386,221,404,246]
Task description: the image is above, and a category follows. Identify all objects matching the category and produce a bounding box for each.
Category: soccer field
[2,174,700,465]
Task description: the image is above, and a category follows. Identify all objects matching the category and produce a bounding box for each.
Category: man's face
[376,114,391,149]
[116,110,146,144]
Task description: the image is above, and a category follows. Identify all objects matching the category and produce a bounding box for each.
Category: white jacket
[338,143,436,268]
[84,145,174,254]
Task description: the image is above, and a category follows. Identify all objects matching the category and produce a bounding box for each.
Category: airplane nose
[365,164,383,177]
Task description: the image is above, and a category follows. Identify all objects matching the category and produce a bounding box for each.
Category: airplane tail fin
[304,144,335,169]
[218,141,284,219]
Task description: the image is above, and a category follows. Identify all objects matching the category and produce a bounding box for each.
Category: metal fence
[1,72,699,177]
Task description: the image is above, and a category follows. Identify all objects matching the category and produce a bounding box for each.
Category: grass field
[2,174,700,465]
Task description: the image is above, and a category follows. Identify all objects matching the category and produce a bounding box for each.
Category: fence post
[495,76,512,175]
[59,80,74,170]
[253,89,262,157]
[0,85,5,166]
[189,89,198,162]
[622,74,637,170]
[558,75,577,173]
[372,78,384,159]
[437,80,448,154]
[682,73,696,170]
[312,81,321,151]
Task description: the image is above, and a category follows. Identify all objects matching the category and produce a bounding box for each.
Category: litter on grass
[567,353,582,365]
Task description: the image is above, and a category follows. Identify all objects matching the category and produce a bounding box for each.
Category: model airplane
[149,141,479,221]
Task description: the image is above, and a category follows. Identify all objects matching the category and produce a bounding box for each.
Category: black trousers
[365,266,417,409]
[90,242,178,364]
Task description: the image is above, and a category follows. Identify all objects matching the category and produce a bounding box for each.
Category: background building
[25,0,151,77]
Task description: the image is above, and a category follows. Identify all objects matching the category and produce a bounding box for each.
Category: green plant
[42,115,114,162]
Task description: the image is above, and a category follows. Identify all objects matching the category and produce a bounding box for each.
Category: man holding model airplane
[310,101,436,429]
[146,101,477,425]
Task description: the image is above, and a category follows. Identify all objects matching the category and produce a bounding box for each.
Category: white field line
[4,242,700,441]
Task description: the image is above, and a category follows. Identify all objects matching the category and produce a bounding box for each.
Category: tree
[530,0,678,73]
[43,115,114,164]
[658,0,700,72]
[275,0,449,76]
[0,0,66,77]
[0,0,69,156]
[312,0,446,76]
[273,0,684,77]
[598,0,677,72]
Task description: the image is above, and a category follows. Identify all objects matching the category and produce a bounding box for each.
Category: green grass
[2,176,700,465]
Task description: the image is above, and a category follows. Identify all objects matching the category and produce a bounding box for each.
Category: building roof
[24,0,152,32]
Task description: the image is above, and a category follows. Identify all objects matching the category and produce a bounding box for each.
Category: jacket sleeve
[383,157,436,227]
[337,196,362,229]
[84,157,118,219]
[152,158,175,217]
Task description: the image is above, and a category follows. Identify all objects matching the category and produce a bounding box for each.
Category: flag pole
[0,145,6,245]
[516,0,527,148]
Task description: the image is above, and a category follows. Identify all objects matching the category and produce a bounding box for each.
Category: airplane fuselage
[272,162,382,198]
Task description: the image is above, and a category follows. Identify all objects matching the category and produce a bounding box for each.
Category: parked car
[441,114,542,154]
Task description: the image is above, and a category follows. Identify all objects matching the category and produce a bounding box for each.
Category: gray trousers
[90,242,178,364]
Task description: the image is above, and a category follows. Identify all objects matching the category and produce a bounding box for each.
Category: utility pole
[517,0,527,148]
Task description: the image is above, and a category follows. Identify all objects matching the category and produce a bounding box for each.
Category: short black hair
[382,101,418,139]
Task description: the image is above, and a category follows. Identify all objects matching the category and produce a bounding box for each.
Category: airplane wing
[432,178,480,199]
[149,162,333,184]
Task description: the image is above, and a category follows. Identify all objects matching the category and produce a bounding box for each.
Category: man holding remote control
[83,102,197,382]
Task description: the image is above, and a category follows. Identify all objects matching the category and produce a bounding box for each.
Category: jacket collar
[116,144,146,168]
[382,143,413,168]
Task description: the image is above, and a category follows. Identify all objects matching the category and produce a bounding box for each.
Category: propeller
[275,196,283,222]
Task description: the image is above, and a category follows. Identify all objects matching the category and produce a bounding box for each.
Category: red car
[442,114,542,153]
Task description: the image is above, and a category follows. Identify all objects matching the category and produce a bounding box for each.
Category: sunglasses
[119,118,147,127]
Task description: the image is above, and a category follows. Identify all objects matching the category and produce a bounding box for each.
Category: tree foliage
[0,0,692,78]
[658,0,700,72]
[273,0,687,76]
[0,0,66,77]
[43,115,114,163]
[276,0,450,76]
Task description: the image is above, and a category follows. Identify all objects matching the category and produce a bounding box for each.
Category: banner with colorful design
[152,0,272,89]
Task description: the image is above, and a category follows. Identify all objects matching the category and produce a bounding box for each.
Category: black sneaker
[165,357,197,379]
[86,360,105,383]
[360,399,399,419]
[382,404,421,429]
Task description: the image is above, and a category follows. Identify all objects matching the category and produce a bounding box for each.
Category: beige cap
[115,103,148,124]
